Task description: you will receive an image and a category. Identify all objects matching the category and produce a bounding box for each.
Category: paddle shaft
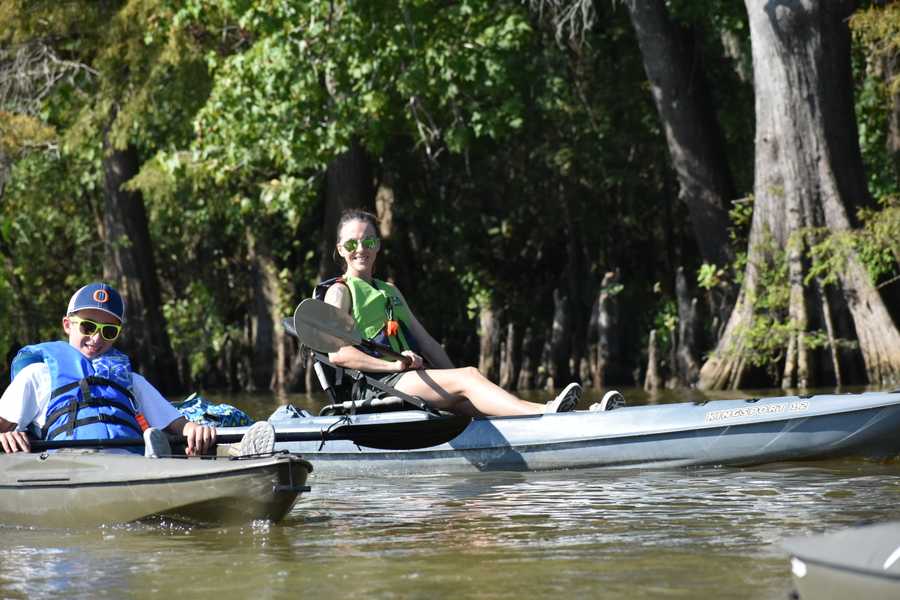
[21,430,371,451]
[14,414,470,453]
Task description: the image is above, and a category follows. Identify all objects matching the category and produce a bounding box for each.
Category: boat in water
[784,521,900,600]
[0,451,312,527]
[226,390,900,475]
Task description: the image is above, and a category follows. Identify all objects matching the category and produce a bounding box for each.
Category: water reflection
[3,459,898,598]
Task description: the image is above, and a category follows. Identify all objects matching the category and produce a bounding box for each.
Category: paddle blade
[329,414,471,450]
[293,299,362,352]
[282,317,299,339]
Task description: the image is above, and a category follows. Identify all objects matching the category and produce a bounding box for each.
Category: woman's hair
[335,208,378,240]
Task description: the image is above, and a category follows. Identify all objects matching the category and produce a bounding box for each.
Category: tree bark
[517,326,538,390]
[477,302,501,382]
[589,270,624,388]
[644,329,662,391]
[547,288,571,387]
[699,0,900,389]
[624,0,737,270]
[317,139,375,280]
[245,227,285,392]
[675,266,702,385]
[101,129,181,394]
[499,322,518,390]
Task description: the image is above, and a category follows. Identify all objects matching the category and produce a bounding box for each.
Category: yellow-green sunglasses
[69,316,122,341]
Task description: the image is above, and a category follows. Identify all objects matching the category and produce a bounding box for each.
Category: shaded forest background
[1,0,898,397]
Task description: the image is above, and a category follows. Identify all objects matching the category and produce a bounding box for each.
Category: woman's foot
[544,382,582,413]
[589,390,626,412]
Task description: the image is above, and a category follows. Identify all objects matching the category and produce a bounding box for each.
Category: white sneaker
[544,382,582,413]
[238,421,276,456]
[143,427,171,458]
[589,390,626,412]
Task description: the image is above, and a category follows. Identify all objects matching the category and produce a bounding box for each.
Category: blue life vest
[11,342,145,450]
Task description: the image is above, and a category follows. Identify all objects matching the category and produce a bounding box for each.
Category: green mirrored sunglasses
[341,237,380,252]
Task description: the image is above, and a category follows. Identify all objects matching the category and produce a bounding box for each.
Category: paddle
[16,415,470,453]
[292,298,412,366]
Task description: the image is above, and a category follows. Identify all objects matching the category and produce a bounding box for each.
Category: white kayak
[220,390,900,476]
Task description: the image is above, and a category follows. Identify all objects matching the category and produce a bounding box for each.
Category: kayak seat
[296,278,440,417]
[310,349,439,417]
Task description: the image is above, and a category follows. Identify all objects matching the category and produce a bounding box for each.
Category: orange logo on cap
[93,289,109,303]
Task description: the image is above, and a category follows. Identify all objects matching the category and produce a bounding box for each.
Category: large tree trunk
[246,227,285,393]
[699,0,900,390]
[477,303,501,382]
[317,139,375,280]
[624,0,737,270]
[102,129,181,394]
[547,288,572,388]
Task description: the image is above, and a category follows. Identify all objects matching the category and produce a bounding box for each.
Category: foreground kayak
[231,390,900,475]
[784,521,900,600]
[0,451,312,527]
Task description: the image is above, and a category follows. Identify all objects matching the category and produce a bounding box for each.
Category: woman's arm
[394,289,454,369]
[322,283,412,372]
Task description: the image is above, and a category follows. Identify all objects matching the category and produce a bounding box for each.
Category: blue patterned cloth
[174,393,254,427]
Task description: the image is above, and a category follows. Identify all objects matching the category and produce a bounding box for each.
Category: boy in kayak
[320,209,625,416]
[0,282,218,455]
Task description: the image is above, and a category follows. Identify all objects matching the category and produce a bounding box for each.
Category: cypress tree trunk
[477,303,501,382]
[102,128,181,394]
[547,288,571,387]
[317,139,375,280]
[517,326,538,390]
[674,267,701,385]
[246,228,285,392]
[624,0,737,270]
[499,323,518,390]
[699,0,900,389]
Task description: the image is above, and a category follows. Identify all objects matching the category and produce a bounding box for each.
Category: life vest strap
[45,414,144,441]
[41,398,140,439]
[50,376,136,402]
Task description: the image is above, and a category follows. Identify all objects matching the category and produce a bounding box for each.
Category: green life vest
[344,276,414,356]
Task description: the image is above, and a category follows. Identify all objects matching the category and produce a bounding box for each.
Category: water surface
[2,387,897,599]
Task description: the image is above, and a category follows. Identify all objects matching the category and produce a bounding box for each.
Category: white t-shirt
[0,362,182,434]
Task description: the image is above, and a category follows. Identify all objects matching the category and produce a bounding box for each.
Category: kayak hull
[784,522,900,600]
[244,391,900,475]
[0,452,312,528]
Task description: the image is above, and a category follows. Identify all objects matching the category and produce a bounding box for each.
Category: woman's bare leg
[393,366,546,417]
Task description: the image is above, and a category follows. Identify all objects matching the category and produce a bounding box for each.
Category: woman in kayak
[0,283,219,455]
[322,209,585,417]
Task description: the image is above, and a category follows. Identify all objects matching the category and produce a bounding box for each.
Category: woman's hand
[398,351,424,371]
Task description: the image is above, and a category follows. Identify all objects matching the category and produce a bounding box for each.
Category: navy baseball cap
[66,282,126,323]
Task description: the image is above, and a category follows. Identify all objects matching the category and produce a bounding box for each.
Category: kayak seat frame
[311,350,438,417]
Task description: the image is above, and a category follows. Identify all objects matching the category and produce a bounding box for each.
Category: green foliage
[857,196,900,287]
[2,0,894,392]
[850,3,900,200]
[162,282,230,384]
[651,298,678,351]
[697,262,725,290]
[728,232,793,369]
